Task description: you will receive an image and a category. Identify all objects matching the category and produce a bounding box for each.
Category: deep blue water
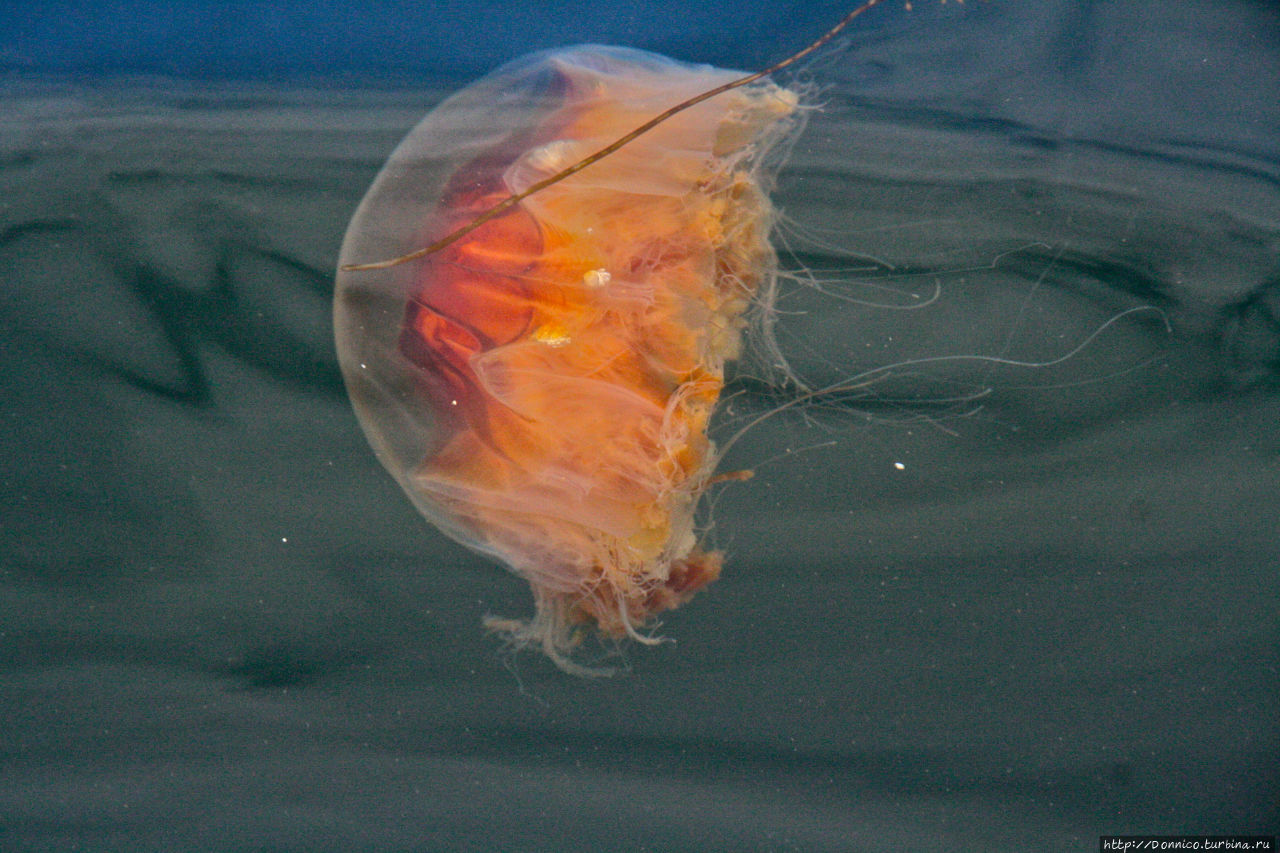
[3,0,900,79]
[2,1,1277,849]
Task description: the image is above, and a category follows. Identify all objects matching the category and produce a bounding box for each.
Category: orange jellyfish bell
[335,44,801,672]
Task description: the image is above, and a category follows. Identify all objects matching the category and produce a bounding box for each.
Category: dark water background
[2,1,1277,849]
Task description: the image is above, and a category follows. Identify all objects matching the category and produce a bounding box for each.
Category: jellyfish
[335,7,886,672]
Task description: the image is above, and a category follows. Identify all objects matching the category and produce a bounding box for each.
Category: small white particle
[527,139,576,171]
[893,461,906,471]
